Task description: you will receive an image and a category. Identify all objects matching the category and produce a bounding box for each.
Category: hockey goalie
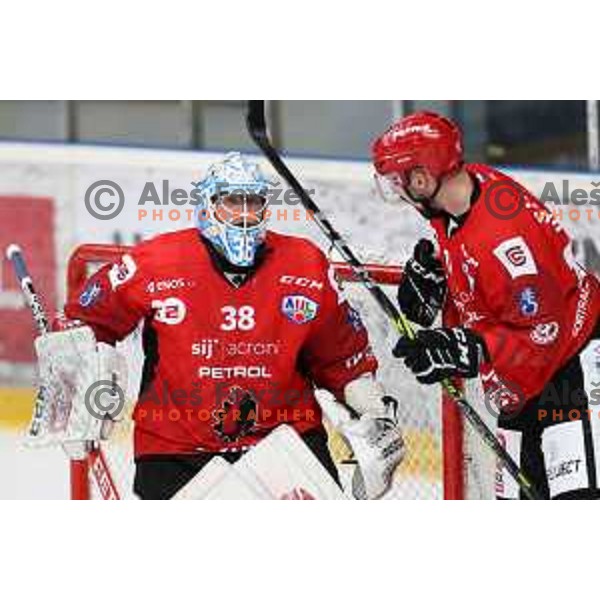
[35,152,404,499]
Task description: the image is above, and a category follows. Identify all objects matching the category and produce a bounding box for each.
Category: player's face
[406,168,439,203]
[375,168,442,219]
[213,193,269,229]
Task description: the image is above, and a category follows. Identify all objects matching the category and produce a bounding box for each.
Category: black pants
[498,322,600,500]
[134,427,340,500]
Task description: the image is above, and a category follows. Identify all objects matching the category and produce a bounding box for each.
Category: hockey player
[371,112,600,499]
[39,152,403,499]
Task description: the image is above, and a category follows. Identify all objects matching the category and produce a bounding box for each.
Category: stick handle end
[5,243,21,260]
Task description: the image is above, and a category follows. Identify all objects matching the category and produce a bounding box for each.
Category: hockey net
[66,244,496,500]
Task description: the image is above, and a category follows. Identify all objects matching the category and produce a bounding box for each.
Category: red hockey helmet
[372,111,464,186]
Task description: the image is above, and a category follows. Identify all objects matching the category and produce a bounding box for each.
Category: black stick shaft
[6,244,49,335]
[246,100,540,500]
[5,244,51,437]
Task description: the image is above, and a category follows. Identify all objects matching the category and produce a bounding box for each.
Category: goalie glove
[341,376,405,499]
[33,326,127,445]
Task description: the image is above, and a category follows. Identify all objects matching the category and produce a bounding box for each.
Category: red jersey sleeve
[65,248,151,344]
[432,165,600,401]
[470,213,596,399]
[300,262,378,399]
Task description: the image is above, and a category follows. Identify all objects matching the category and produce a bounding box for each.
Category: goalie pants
[497,321,600,500]
[133,426,340,500]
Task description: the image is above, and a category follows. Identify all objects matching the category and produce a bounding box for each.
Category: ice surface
[0,431,69,499]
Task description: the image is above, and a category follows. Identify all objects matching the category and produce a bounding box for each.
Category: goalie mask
[194,152,272,267]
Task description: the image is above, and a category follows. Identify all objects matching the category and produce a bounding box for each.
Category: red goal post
[66,243,468,500]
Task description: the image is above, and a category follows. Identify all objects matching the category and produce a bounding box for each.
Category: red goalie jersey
[435,164,600,403]
[65,229,377,456]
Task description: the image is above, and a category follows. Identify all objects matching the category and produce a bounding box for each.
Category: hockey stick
[5,244,120,500]
[246,101,541,500]
[6,244,51,437]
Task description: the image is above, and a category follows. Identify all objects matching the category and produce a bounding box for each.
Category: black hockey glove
[393,327,488,385]
[398,239,447,327]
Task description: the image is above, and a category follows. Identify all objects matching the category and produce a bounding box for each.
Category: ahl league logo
[281,295,319,325]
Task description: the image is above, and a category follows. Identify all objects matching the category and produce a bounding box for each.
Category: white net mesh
[320,276,444,499]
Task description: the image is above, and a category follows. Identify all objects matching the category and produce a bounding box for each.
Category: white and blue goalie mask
[193,152,272,267]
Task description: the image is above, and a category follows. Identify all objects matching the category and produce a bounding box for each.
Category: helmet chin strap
[406,176,445,220]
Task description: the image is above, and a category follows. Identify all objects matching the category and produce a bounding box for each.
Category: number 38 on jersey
[220,305,256,331]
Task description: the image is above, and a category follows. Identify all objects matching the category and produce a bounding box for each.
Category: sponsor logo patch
[530,321,560,346]
[212,386,258,443]
[108,254,137,289]
[572,279,592,337]
[518,287,539,317]
[493,237,538,279]
[151,297,187,325]
[198,365,272,379]
[191,338,219,360]
[79,281,102,308]
[547,459,583,482]
[146,278,191,294]
[281,295,319,325]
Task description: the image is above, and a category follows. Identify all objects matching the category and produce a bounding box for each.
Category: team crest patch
[530,321,560,346]
[212,386,258,443]
[281,295,319,325]
[108,254,137,289]
[79,281,102,308]
[518,287,539,317]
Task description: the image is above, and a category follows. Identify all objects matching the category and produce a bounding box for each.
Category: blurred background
[1,100,599,498]
[0,100,596,167]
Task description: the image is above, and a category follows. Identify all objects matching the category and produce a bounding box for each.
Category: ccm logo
[279,275,323,291]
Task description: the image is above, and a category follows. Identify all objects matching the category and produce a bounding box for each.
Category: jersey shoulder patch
[492,236,538,279]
